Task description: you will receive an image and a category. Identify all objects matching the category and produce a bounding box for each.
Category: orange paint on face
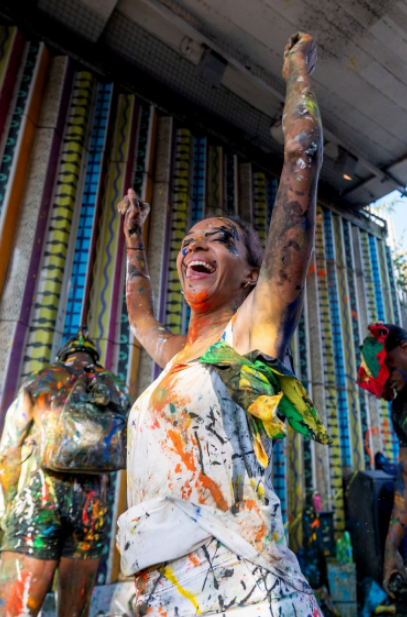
[174,463,182,474]
[184,289,210,312]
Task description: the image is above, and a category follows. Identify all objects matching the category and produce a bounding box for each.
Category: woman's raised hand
[117,188,150,239]
[282,32,317,82]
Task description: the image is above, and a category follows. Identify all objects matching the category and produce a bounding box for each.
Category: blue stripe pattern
[368,235,385,321]
[386,244,401,326]
[62,83,112,340]
[323,210,352,468]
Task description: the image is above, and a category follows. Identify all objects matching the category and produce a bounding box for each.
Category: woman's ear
[242,267,259,289]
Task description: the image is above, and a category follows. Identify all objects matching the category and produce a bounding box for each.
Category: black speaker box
[346,470,395,582]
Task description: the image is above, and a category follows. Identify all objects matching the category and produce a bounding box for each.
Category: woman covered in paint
[117,32,329,616]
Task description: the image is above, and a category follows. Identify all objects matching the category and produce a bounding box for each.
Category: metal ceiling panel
[38,0,118,42]
[7,0,407,207]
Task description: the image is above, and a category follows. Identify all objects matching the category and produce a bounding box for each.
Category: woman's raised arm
[237,32,323,360]
[121,189,186,368]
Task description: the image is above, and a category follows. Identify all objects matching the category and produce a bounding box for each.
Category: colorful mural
[0,26,402,578]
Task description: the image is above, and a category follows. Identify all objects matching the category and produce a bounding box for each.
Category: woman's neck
[186,304,237,347]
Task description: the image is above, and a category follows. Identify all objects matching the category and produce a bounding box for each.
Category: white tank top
[117,323,308,591]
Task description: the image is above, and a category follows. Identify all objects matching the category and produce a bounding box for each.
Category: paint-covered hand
[282,32,317,81]
[383,546,407,597]
[118,188,150,239]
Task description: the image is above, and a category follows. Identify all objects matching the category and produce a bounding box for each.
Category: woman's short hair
[202,213,263,269]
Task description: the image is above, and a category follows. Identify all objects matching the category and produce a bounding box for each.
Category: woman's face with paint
[386,341,407,393]
[176,217,258,312]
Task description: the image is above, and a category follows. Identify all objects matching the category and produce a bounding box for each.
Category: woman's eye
[216,233,233,245]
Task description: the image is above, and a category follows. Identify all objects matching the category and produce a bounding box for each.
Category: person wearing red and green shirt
[358,323,407,596]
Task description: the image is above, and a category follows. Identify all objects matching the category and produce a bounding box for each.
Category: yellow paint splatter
[349,57,357,70]
[163,566,202,614]
[250,478,265,499]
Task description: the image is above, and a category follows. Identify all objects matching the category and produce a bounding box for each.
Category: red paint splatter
[6,572,33,616]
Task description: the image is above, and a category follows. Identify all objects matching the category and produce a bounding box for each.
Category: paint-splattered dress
[118,325,323,616]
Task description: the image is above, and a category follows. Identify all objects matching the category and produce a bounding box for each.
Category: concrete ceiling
[5,0,407,209]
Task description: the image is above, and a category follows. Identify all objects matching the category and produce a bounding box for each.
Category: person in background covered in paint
[117,32,328,616]
[0,328,130,617]
[358,323,407,597]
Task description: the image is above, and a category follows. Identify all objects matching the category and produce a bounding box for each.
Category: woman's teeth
[188,260,216,273]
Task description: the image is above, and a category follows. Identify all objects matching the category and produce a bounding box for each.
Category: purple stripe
[0,60,74,423]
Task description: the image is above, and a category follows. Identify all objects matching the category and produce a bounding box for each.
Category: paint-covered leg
[0,552,57,617]
[57,557,100,617]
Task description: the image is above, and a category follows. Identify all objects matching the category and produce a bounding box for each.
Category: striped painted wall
[0,26,403,576]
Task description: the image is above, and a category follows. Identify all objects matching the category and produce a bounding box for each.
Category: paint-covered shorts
[132,538,323,617]
[1,470,109,560]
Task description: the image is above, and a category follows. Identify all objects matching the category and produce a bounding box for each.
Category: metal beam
[342,152,407,198]
[139,0,407,197]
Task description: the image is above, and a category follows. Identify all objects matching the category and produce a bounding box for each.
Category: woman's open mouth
[185,260,217,280]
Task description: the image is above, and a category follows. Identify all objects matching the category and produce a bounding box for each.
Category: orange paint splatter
[241,500,268,543]
[151,370,190,414]
[37,392,47,407]
[181,480,193,500]
[184,289,210,312]
[6,572,34,615]
[189,553,200,567]
[168,430,196,472]
[198,473,228,512]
